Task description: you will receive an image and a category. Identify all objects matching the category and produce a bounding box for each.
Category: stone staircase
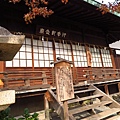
[45,85,120,120]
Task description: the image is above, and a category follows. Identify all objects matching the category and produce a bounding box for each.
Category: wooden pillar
[117,82,120,92]
[85,45,92,82]
[52,39,56,86]
[104,84,109,95]
[86,45,92,67]
[110,48,117,79]
[70,41,77,83]
[63,101,69,120]
[99,48,104,68]
[44,95,50,120]
[110,48,116,69]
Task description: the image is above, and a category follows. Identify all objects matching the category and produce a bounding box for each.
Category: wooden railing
[83,69,120,83]
[0,71,50,91]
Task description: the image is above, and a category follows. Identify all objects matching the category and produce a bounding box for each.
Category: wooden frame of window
[54,39,72,61]
[72,42,87,67]
[89,45,102,67]
[5,34,114,69]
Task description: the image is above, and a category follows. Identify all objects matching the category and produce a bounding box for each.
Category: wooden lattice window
[89,47,102,67]
[6,37,54,67]
[33,38,54,67]
[101,48,113,67]
[6,38,32,67]
[55,40,72,61]
[72,43,87,67]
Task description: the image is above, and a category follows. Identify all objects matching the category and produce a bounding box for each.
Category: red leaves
[9,0,20,4]
[61,0,68,4]
[98,1,120,15]
[8,0,68,23]
[24,7,54,24]
[97,4,109,14]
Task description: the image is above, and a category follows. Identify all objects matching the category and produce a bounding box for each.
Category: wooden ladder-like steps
[68,94,103,104]
[81,108,120,120]
[69,100,112,115]
[46,85,120,120]
[74,88,95,94]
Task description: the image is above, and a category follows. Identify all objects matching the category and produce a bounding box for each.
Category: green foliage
[0,108,39,120]
[112,94,120,103]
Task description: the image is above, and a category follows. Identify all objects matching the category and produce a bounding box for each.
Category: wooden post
[117,82,120,92]
[104,84,109,95]
[63,101,69,120]
[44,95,50,120]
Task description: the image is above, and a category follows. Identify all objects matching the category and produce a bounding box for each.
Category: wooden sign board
[55,65,74,102]
[87,51,92,67]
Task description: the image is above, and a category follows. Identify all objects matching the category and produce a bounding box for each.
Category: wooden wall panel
[76,67,87,82]
[114,54,120,69]
[4,67,53,88]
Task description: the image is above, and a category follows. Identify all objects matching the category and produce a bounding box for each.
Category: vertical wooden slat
[86,45,92,67]
[52,39,56,61]
[85,45,93,82]
[31,35,35,70]
[52,39,56,86]
[110,48,117,78]
[99,47,104,68]
[63,101,69,120]
[117,82,120,92]
[70,41,78,83]
[110,48,116,69]
[104,84,109,95]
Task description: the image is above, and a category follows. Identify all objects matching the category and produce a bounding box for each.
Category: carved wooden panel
[55,65,74,102]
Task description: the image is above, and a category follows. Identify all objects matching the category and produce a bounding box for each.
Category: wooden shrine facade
[0,0,120,91]
[0,34,119,89]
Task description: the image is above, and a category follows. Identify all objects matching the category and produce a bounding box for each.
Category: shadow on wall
[10,95,44,117]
